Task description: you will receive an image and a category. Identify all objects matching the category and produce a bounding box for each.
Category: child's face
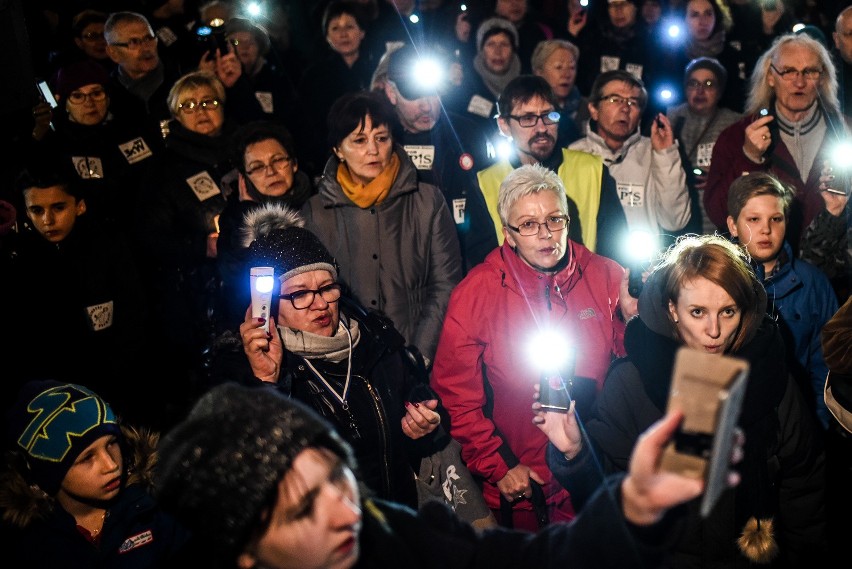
[57,435,123,504]
[23,185,85,243]
[727,194,786,270]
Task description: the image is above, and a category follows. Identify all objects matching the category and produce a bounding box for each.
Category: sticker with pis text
[467,95,494,118]
[255,91,274,114]
[616,181,644,208]
[404,145,435,170]
[86,301,114,331]
[600,56,620,73]
[696,143,714,168]
[625,63,643,80]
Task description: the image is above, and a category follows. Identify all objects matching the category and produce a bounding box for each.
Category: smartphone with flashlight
[250,266,275,335]
[539,373,572,413]
[36,80,57,108]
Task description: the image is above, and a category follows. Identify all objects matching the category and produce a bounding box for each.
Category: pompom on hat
[241,203,338,285]
[155,383,353,561]
[6,381,121,496]
[53,59,110,100]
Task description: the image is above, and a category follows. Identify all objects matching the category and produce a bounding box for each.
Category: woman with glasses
[302,90,462,365]
[216,120,317,331]
[29,59,161,227]
[211,204,443,508]
[431,164,635,530]
[665,56,742,234]
[132,70,235,400]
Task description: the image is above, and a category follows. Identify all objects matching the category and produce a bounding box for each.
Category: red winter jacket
[430,242,626,514]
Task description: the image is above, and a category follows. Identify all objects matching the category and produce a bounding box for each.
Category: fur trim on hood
[0,425,160,529]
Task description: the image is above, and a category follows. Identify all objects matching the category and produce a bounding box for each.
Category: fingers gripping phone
[539,373,572,413]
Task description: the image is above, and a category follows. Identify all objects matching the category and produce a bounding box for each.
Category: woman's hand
[401,399,441,439]
[532,384,583,459]
[618,268,640,320]
[239,306,283,383]
[32,101,53,141]
[497,463,546,503]
[567,9,588,37]
[199,43,242,87]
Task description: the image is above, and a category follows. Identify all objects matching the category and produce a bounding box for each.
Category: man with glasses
[104,11,183,139]
[477,75,629,265]
[705,32,846,258]
[569,69,690,245]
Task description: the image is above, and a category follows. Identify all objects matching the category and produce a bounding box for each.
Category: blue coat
[758,242,839,429]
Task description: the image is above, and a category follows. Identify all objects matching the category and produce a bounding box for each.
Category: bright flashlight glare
[461,3,467,11]
[246,2,262,17]
[409,13,420,24]
[667,24,681,38]
[413,58,444,89]
[255,275,274,293]
[527,330,571,372]
[660,88,673,101]
[831,141,852,169]
[792,23,805,33]
[625,229,658,262]
[496,139,513,160]
[580,0,589,6]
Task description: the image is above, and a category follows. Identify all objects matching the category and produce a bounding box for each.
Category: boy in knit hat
[0,381,189,568]
[155,381,735,569]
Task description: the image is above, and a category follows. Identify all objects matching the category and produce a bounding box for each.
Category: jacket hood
[316,145,419,207]
[0,425,159,529]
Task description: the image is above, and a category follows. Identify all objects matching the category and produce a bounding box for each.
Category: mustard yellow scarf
[336,152,400,208]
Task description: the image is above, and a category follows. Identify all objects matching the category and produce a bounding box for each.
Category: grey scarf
[473,53,521,99]
[279,317,361,363]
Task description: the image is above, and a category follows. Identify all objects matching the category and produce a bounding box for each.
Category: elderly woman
[31,59,161,226]
[431,163,633,530]
[216,121,316,330]
[301,91,462,364]
[531,38,586,145]
[133,70,234,373]
[212,204,442,508]
[666,56,742,234]
[538,234,828,566]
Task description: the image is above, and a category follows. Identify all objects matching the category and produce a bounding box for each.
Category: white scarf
[279,317,361,363]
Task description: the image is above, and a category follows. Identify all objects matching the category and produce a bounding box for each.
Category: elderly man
[384,44,497,273]
[705,32,847,255]
[569,70,691,242]
[477,75,628,265]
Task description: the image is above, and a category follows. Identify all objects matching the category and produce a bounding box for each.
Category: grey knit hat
[242,203,338,284]
[155,383,352,561]
[476,17,519,52]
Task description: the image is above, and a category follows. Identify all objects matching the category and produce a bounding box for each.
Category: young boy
[0,381,189,568]
[726,172,838,429]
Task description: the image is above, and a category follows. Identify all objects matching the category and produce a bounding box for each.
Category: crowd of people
[1,1,851,568]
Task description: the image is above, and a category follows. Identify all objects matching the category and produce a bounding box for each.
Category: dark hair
[497,75,557,117]
[232,121,297,173]
[327,91,395,150]
[72,9,107,37]
[589,69,648,110]
[322,0,367,36]
[15,165,82,200]
[727,172,794,220]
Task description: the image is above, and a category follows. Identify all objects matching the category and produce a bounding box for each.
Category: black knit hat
[242,203,337,284]
[155,383,352,561]
[6,381,121,496]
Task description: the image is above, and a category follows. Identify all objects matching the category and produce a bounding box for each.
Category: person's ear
[726,215,738,238]
[668,300,678,324]
[76,199,87,216]
[383,82,398,105]
[236,551,257,569]
[496,116,511,138]
[502,225,516,248]
[333,147,345,162]
[291,157,298,173]
[588,100,599,121]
